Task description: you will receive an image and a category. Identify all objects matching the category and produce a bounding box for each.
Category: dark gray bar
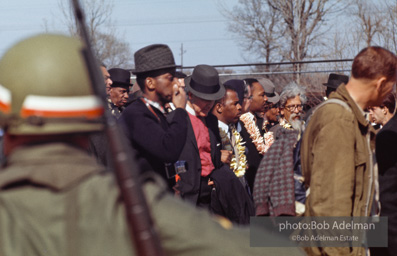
[250,216,387,247]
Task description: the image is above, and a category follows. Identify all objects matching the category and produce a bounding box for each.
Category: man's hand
[172,83,187,109]
[220,150,233,164]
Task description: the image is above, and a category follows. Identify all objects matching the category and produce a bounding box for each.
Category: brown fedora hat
[185,65,225,101]
[133,44,178,74]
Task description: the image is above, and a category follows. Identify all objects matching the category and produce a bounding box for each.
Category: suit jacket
[171,112,256,224]
[118,99,188,189]
[210,165,255,225]
[375,113,397,255]
[167,111,222,205]
[239,114,265,192]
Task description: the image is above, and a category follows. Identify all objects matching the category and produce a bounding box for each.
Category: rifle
[70,1,164,255]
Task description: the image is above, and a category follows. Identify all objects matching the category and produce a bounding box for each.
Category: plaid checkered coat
[253,128,299,216]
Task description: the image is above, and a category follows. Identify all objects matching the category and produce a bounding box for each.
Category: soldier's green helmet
[0,34,104,135]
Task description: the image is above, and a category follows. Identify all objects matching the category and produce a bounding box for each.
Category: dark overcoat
[118,99,188,188]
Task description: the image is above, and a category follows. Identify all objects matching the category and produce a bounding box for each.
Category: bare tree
[266,0,347,80]
[350,0,385,48]
[222,0,346,82]
[58,0,133,68]
[380,1,397,52]
[221,0,283,69]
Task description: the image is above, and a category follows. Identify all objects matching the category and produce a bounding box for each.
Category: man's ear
[375,76,387,92]
[146,77,156,91]
[215,102,223,114]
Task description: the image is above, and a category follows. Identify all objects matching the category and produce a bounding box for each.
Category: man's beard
[288,113,304,133]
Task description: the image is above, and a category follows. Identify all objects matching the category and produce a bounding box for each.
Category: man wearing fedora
[169,64,224,208]
[170,65,255,224]
[118,44,188,189]
[108,68,131,119]
[323,73,349,100]
[303,73,349,122]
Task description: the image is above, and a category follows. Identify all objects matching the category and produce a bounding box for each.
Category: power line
[218,69,351,77]
[182,59,354,70]
[129,37,238,45]
[0,16,228,32]
[126,0,215,4]
[115,19,228,27]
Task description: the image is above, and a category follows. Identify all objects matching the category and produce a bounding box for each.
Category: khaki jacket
[301,85,376,256]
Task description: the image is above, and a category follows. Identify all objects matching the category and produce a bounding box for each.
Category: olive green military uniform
[0,142,303,256]
[0,143,133,256]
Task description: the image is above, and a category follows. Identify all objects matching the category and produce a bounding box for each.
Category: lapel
[186,114,200,155]
[138,98,167,128]
[206,114,222,167]
[256,114,265,136]
[183,111,221,167]
[208,122,217,156]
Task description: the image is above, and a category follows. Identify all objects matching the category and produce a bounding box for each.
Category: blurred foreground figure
[0,34,303,256]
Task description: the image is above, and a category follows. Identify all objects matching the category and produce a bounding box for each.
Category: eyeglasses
[284,104,303,111]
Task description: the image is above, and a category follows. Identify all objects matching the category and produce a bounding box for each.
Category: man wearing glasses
[270,82,306,139]
[254,82,307,217]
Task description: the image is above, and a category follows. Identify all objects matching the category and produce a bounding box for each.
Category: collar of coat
[0,143,104,191]
[331,84,374,134]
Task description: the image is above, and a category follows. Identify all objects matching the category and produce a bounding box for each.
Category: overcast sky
[0,0,246,67]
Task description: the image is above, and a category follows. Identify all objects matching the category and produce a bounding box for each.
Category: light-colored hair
[279,82,307,107]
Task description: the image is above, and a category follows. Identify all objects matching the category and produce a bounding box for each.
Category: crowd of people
[0,32,397,256]
[100,43,397,255]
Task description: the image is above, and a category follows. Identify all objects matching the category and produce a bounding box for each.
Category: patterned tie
[229,124,237,148]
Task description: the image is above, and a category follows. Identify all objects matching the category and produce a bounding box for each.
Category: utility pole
[180,43,186,72]
[296,0,301,85]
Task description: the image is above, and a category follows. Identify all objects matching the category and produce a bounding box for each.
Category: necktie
[229,124,237,148]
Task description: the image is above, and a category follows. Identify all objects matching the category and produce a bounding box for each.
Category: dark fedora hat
[323,73,349,89]
[133,44,178,74]
[185,65,225,101]
[108,68,131,89]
